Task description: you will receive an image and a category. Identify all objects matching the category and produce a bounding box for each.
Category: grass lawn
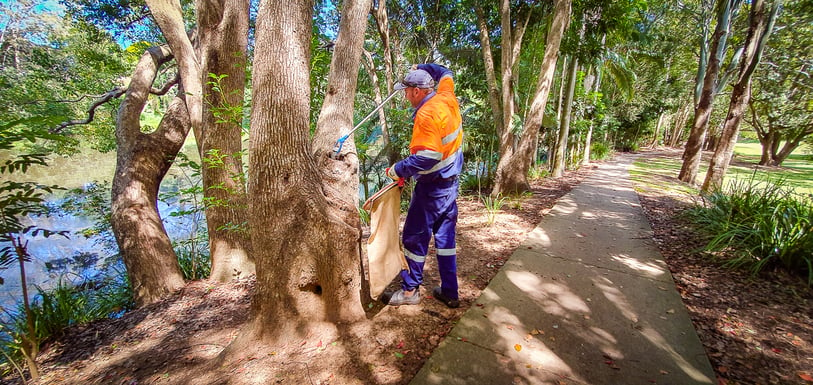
[733,141,813,194]
[631,142,813,196]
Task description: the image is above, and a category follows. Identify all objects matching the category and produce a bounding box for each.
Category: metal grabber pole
[331,90,399,159]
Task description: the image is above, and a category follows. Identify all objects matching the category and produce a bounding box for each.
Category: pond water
[0,145,199,310]
[0,141,394,310]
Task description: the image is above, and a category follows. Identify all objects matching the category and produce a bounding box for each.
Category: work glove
[385,166,399,180]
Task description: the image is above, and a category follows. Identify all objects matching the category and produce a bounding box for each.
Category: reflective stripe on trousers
[400,178,459,300]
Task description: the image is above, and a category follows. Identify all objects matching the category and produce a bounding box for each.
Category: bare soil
[3,150,811,385]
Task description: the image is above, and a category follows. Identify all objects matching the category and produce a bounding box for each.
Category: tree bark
[475,5,504,136]
[679,0,742,184]
[552,53,578,178]
[491,0,571,194]
[702,0,780,191]
[583,61,602,165]
[111,45,187,307]
[668,102,692,147]
[311,0,371,319]
[197,0,254,281]
[371,0,399,165]
[147,0,254,281]
[234,0,368,348]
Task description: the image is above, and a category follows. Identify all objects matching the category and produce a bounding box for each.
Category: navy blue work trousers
[400,177,459,300]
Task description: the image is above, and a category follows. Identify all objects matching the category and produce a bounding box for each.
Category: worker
[385,63,463,308]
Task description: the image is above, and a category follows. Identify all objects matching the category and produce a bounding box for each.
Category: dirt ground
[4,150,812,385]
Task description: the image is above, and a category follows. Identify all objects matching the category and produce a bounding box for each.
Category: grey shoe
[388,289,421,306]
[432,287,460,308]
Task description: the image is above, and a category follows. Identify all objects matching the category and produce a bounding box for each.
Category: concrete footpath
[410,154,716,385]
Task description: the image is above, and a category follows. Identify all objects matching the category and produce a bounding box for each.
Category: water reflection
[0,147,200,309]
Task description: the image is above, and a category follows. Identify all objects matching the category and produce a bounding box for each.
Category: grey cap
[394,69,435,90]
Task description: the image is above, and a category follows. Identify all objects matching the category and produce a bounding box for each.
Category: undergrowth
[686,177,813,285]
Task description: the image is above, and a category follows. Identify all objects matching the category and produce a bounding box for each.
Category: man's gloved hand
[385,166,399,181]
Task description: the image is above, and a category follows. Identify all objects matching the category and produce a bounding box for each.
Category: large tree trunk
[552,54,578,178]
[148,0,254,281]
[491,0,571,195]
[679,0,742,184]
[478,0,533,195]
[232,0,368,349]
[197,0,254,281]
[702,0,780,191]
[111,45,187,307]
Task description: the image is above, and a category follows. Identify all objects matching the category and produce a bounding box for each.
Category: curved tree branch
[50,74,179,134]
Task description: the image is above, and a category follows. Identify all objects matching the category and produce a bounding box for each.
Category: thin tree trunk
[669,102,692,147]
[111,45,187,306]
[651,112,666,148]
[475,5,504,136]
[361,48,392,168]
[15,242,38,380]
[583,61,602,165]
[703,0,780,191]
[371,0,399,164]
[552,54,578,178]
[499,0,515,150]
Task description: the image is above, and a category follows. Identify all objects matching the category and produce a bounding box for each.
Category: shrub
[0,273,132,376]
[460,172,493,195]
[686,177,813,284]
[590,142,613,161]
[528,164,548,180]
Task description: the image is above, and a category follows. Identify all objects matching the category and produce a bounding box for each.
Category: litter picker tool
[331,90,399,159]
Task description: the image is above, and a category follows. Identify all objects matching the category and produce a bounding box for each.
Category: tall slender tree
[702,0,782,191]
[492,0,572,193]
[679,0,744,184]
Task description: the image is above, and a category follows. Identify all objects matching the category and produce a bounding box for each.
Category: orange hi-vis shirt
[396,74,464,181]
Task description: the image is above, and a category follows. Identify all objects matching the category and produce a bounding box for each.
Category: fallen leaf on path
[799,372,813,382]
